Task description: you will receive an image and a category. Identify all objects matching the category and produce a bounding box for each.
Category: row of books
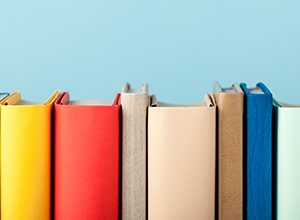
[0,82,296,220]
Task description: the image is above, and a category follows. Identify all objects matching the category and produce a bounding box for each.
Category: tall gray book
[121,83,149,220]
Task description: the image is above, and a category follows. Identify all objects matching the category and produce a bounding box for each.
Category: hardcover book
[214,83,243,220]
[240,82,273,220]
[274,100,300,219]
[121,83,149,220]
[54,92,120,220]
[1,91,60,220]
[148,93,216,220]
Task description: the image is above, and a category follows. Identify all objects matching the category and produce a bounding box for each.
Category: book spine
[148,106,216,220]
[245,94,273,220]
[54,104,120,220]
[121,93,148,220]
[217,93,243,220]
[276,107,300,219]
[1,105,52,220]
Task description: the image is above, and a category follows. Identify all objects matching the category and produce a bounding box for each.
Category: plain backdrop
[1,0,299,103]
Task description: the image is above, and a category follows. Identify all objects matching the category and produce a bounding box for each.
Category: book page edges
[0,92,21,105]
[149,93,216,108]
[55,92,120,106]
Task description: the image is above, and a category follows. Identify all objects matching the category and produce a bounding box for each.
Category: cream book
[121,83,149,220]
[214,83,243,220]
[148,93,216,220]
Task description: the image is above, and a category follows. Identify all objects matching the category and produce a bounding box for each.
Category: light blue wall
[1,0,299,103]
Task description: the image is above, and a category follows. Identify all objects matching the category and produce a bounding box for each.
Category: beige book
[121,83,149,220]
[214,82,243,220]
[148,93,216,220]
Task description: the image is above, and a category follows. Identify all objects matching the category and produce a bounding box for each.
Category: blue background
[1,0,299,103]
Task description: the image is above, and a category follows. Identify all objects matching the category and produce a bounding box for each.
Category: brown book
[214,82,243,220]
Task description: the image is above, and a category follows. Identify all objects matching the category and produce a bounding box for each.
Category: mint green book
[274,100,300,220]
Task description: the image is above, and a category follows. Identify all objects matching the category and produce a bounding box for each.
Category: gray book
[121,83,149,220]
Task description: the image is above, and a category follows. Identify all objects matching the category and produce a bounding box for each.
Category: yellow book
[0,92,10,215]
[1,91,60,220]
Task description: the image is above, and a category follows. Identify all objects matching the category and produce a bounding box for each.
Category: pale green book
[274,100,300,220]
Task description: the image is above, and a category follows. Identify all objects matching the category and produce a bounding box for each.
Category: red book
[54,92,120,220]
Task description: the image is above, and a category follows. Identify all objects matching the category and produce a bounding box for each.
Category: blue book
[240,82,273,220]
